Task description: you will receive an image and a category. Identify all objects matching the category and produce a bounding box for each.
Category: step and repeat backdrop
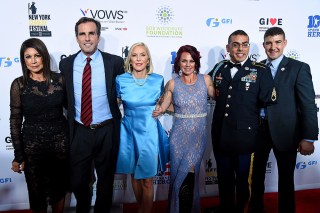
[1,0,319,210]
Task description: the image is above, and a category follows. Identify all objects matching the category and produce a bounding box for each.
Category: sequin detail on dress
[168,74,208,213]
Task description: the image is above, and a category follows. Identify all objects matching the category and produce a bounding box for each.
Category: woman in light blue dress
[116,42,169,213]
[153,45,214,213]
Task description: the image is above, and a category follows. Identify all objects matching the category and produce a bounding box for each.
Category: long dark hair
[173,45,201,74]
[20,38,52,86]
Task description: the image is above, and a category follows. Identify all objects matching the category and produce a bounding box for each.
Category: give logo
[270,18,277,25]
[259,18,283,26]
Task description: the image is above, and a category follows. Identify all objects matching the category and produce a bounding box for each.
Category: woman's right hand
[12,161,24,173]
[152,105,163,118]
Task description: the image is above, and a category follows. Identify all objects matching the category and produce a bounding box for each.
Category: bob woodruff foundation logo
[146,5,182,38]
[28,2,52,37]
[156,6,174,25]
[286,49,300,60]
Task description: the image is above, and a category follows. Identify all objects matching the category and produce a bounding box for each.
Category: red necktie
[81,57,92,126]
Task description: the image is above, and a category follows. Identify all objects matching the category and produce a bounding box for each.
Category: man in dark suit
[249,27,318,213]
[59,17,124,213]
[208,30,276,213]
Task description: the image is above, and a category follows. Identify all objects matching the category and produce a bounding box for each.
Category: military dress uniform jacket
[209,59,276,155]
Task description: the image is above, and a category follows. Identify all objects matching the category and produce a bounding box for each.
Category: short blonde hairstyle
[124,42,154,74]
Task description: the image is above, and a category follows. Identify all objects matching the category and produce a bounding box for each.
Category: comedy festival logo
[28,2,52,37]
[146,5,183,38]
[258,18,283,32]
[121,45,129,62]
[205,158,218,185]
[307,15,320,37]
[154,163,170,185]
[80,7,128,31]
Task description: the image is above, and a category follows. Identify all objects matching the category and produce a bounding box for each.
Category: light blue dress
[115,72,169,179]
[169,74,208,213]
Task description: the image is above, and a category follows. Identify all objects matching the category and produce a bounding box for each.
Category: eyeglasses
[230,42,250,49]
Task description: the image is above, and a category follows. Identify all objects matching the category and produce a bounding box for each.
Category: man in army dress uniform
[208,30,276,213]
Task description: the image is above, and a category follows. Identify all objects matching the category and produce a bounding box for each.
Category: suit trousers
[214,150,252,213]
[250,119,297,213]
[70,121,116,213]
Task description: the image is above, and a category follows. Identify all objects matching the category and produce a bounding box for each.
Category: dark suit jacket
[262,56,318,151]
[209,58,276,155]
[59,50,124,142]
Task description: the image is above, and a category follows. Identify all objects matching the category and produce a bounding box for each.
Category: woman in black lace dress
[10,38,69,213]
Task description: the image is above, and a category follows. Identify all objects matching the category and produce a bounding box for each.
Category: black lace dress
[10,72,69,210]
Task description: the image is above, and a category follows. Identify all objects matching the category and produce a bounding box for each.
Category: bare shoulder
[203,74,212,81]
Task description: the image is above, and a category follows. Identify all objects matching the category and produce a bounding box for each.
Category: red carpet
[2,189,319,213]
[123,189,320,213]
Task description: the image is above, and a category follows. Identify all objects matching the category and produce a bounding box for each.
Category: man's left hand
[298,140,315,155]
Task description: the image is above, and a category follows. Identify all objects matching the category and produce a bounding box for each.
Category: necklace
[132,74,148,86]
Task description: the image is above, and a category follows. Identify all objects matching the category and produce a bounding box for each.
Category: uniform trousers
[250,118,297,213]
[70,121,116,213]
[214,150,252,213]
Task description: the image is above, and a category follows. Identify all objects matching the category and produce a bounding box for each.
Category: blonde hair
[124,42,154,74]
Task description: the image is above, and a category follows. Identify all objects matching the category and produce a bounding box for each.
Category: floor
[63,205,123,213]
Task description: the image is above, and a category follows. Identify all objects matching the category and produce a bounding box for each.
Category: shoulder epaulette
[212,60,229,77]
[252,61,267,69]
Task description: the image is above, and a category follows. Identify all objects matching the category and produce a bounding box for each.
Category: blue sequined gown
[169,74,208,213]
[116,72,168,179]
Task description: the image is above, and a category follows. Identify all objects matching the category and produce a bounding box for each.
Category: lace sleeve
[10,78,24,163]
[59,73,68,109]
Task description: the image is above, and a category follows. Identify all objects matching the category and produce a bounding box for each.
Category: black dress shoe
[204,206,223,213]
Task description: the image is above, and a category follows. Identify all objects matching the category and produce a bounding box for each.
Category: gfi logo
[296,161,317,169]
[0,178,12,184]
[0,57,20,67]
[206,18,232,27]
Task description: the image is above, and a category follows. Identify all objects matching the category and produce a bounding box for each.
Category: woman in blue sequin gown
[153,45,214,213]
[116,42,169,213]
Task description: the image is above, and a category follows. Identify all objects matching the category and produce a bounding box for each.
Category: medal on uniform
[271,87,277,101]
[245,82,250,90]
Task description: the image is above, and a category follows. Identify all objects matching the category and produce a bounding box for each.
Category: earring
[179,70,182,76]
